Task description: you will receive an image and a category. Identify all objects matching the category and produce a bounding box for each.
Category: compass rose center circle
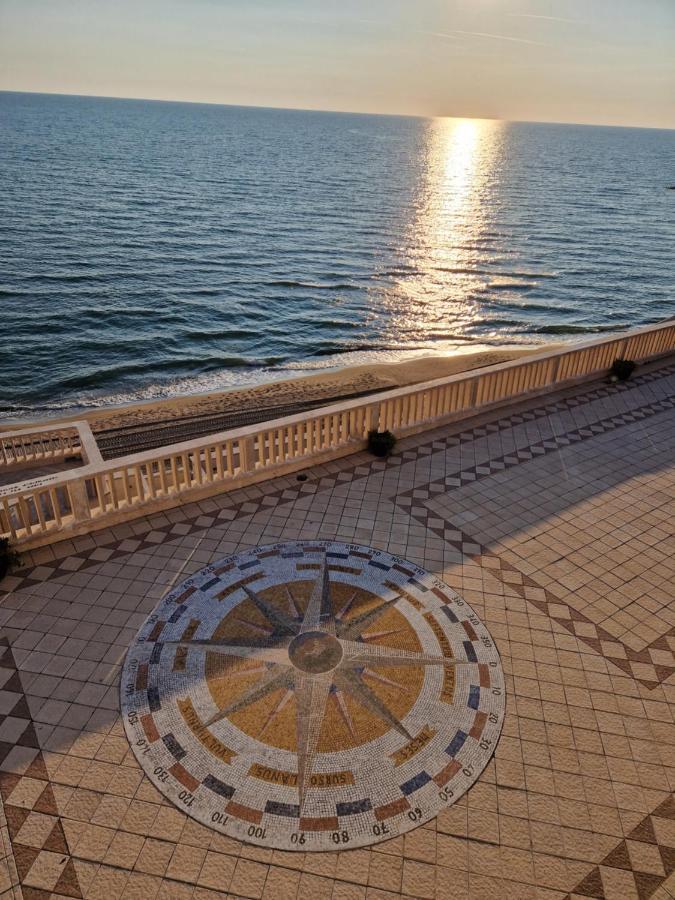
[288,630,343,673]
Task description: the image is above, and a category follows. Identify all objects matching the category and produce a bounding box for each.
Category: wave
[529,323,627,335]
[77,307,187,323]
[181,328,260,341]
[511,270,557,280]
[377,267,422,277]
[433,267,556,280]
[468,318,528,330]
[487,301,572,314]
[306,339,475,358]
[48,355,288,392]
[20,272,114,283]
[266,279,359,290]
[477,282,536,292]
[181,287,228,297]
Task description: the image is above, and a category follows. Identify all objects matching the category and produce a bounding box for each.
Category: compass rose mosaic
[121,541,505,850]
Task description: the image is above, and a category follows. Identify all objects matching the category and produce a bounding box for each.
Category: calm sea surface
[1,92,673,419]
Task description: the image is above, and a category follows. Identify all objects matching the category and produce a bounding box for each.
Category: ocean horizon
[1,91,673,421]
[8,89,675,129]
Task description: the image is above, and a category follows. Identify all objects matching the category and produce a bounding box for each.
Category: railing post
[470,378,479,409]
[548,355,561,385]
[68,479,92,522]
[367,403,380,434]
[239,436,255,474]
[78,421,104,466]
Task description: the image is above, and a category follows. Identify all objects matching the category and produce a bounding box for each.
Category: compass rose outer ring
[121,541,506,851]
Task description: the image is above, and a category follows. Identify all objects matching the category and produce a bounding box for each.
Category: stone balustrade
[1,320,674,550]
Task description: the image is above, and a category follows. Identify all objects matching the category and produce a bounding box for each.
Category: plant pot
[0,539,18,582]
[367,429,397,458]
[609,359,635,382]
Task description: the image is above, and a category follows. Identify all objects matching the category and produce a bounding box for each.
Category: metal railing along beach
[1,320,674,550]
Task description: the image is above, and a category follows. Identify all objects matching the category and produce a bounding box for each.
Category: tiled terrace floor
[0,360,674,900]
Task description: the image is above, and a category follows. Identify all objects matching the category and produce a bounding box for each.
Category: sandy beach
[2,346,555,456]
[45,347,549,428]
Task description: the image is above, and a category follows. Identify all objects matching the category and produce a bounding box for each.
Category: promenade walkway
[0,360,673,900]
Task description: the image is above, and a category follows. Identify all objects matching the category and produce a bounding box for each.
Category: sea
[1,91,673,421]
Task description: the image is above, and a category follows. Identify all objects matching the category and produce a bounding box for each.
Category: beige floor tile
[120,871,163,899]
[332,883,367,900]
[367,853,402,892]
[401,859,436,898]
[134,837,175,876]
[334,849,370,885]
[298,872,334,899]
[196,849,237,891]
[261,864,301,899]
[229,857,269,898]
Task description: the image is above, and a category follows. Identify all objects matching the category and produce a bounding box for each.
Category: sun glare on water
[380,117,505,347]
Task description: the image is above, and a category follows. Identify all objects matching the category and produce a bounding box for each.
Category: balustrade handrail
[1,318,674,548]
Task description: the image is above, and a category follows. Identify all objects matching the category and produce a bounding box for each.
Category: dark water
[1,91,673,420]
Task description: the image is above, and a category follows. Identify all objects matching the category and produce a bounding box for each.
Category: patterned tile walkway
[0,360,673,899]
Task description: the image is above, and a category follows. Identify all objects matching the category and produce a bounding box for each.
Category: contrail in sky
[434,29,547,47]
[508,14,581,25]
[353,19,547,47]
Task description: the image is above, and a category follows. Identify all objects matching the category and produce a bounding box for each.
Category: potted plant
[367,429,397,458]
[609,359,636,382]
[0,539,20,581]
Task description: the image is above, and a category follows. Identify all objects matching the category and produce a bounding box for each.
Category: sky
[1,0,674,128]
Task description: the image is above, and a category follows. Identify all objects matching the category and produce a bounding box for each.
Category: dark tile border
[564,794,675,900]
[0,638,83,898]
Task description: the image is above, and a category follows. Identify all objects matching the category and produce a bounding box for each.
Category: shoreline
[2,346,555,441]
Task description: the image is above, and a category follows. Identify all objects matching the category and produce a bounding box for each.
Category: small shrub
[0,539,20,581]
[367,429,397,458]
[609,359,636,382]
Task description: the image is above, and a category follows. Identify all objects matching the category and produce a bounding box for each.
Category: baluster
[157,458,169,495]
[134,465,146,501]
[168,455,178,492]
[33,491,47,531]
[1,498,17,540]
[48,488,62,528]
[106,472,120,510]
[224,441,233,476]
[94,475,106,512]
[17,495,33,536]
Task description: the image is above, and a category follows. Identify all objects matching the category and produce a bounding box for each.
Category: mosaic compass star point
[122,541,505,850]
